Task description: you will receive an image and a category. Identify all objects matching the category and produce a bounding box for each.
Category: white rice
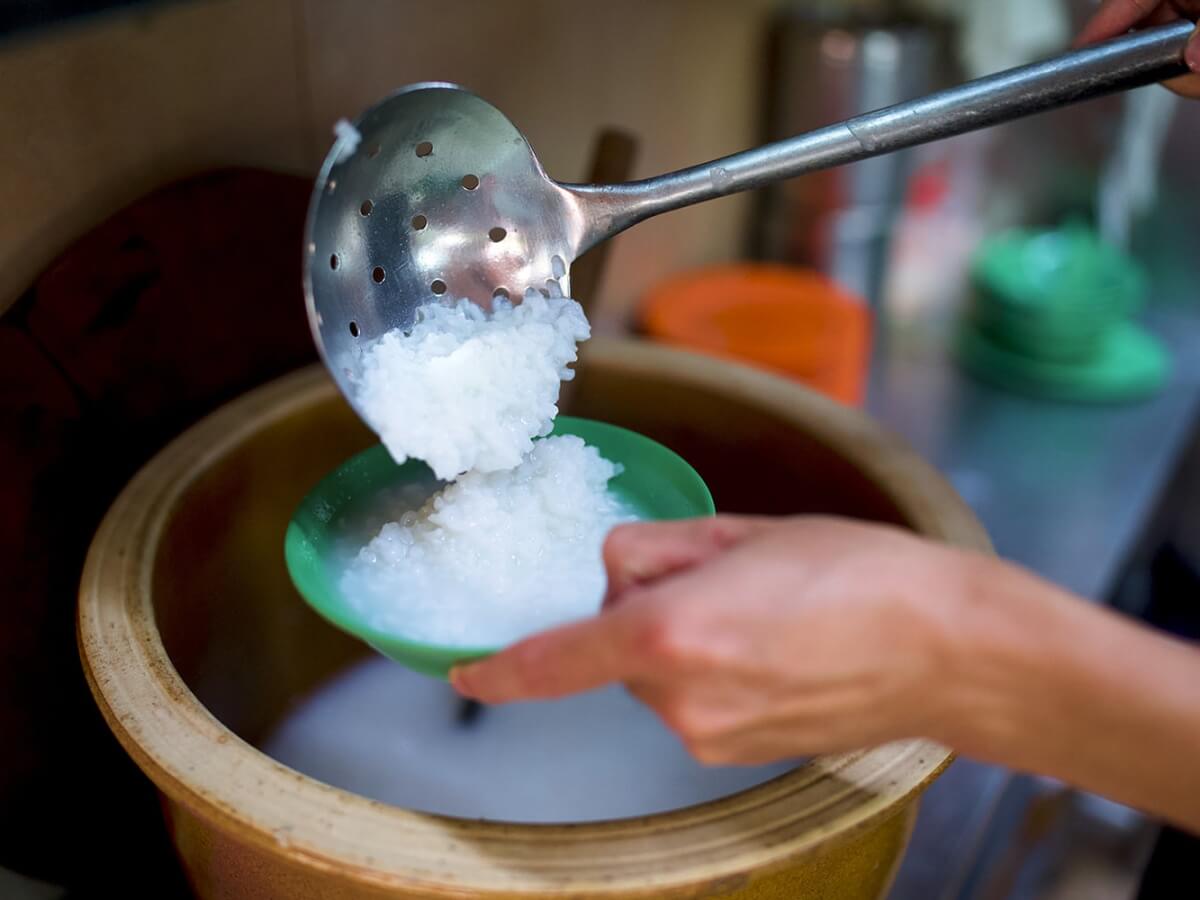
[332,118,361,159]
[340,435,636,647]
[355,295,590,481]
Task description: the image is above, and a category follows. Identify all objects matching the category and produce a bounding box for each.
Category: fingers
[452,516,772,704]
[451,606,644,703]
[1079,0,1200,45]
[1078,0,1165,45]
[601,515,768,605]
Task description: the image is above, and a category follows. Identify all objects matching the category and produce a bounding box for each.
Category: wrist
[928,554,1200,832]
[925,552,1082,763]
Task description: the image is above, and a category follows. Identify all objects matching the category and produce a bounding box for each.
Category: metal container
[756,6,950,306]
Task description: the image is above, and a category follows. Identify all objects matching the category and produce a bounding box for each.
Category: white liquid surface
[261,657,800,822]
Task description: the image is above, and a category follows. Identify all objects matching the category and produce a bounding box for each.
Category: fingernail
[1188,30,1200,73]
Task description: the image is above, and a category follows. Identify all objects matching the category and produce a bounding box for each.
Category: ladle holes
[431,279,447,295]
[461,174,480,191]
[493,287,510,301]
[372,266,386,284]
[488,227,507,242]
[367,144,381,159]
[412,214,428,231]
[330,254,340,270]
[360,200,374,217]
[349,321,360,337]
[415,141,433,158]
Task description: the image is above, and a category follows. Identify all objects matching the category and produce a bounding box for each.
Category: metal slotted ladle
[303,21,1191,416]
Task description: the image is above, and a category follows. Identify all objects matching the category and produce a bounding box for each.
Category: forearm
[938,554,1200,833]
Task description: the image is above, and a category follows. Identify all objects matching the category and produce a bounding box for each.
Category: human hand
[1079,0,1200,98]
[451,515,1200,832]
[451,516,975,764]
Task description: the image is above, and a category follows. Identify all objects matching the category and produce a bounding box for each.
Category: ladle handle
[569,20,1193,249]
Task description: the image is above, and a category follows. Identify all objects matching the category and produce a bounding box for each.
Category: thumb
[602,515,768,605]
[450,604,643,703]
[1076,0,1159,46]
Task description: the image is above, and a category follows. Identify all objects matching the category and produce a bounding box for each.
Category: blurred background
[2,1,1198,898]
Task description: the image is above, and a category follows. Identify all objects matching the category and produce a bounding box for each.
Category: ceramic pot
[79,338,988,899]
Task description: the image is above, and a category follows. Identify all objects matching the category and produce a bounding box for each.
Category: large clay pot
[79,338,988,899]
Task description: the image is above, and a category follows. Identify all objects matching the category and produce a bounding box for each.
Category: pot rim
[78,338,989,896]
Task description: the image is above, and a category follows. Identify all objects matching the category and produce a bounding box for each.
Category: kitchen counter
[876,285,1200,898]
[869,305,1200,602]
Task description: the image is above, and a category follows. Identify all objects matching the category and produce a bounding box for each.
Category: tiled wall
[1,0,778,330]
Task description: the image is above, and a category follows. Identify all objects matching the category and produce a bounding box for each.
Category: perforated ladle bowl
[303,23,1191,419]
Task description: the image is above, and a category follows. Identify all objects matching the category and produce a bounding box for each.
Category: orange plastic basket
[640,265,872,406]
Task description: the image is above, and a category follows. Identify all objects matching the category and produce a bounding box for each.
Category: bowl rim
[78,338,990,896]
[283,416,717,675]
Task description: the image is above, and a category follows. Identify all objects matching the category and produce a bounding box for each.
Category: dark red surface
[0,168,317,895]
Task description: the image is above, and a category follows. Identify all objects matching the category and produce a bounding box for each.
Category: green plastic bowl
[284,416,715,679]
[969,224,1145,364]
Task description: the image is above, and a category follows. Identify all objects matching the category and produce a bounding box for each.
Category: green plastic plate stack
[957,223,1169,402]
